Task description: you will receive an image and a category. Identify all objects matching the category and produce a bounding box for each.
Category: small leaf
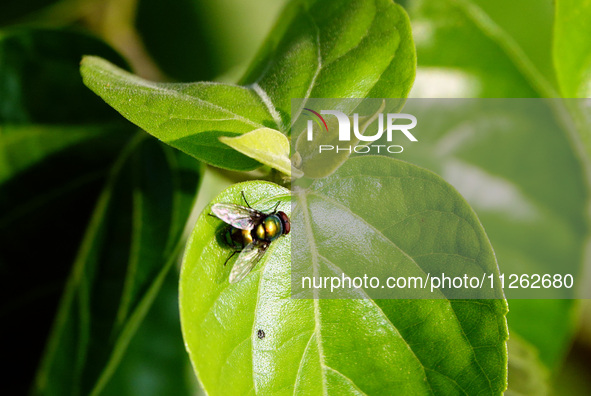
[180,158,508,395]
[219,127,298,177]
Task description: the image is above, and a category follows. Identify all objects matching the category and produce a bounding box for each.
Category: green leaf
[0,28,134,394]
[241,0,416,128]
[32,136,202,396]
[396,99,587,368]
[554,0,591,98]
[101,266,199,396]
[409,0,557,97]
[0,29,130,182]
[0,124,120,183]
[406,0,589,369]
[80,56,272,171]
[0,29,128,124]
[219,128,297,177]
[454,0,557,96]
[180,158,508,395]
[81,0,416,171]
[407,0,537,98]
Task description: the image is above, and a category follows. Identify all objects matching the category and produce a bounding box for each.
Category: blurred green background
[0,0,287,394]
[1,0,590,395]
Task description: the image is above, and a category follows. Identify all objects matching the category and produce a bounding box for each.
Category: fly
[211,191,290,283]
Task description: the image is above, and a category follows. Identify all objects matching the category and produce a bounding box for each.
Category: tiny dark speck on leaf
[257,329,265,339]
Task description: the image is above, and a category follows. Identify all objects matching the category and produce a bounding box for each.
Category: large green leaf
[405,0,589,370]
[32,135,202,396]
[407,0,557,97]
[0,28,133,395]
[80,0,416,171]
[180,157,508,395]
[453,0,557,96]
[240,0,416,127]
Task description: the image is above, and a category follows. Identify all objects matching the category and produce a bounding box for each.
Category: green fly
[211,192,290,283]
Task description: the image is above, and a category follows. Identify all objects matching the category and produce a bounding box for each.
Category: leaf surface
[80,56,271,171]
[220,128,295,177]
[180,157,508,395]
[242,0,416,128]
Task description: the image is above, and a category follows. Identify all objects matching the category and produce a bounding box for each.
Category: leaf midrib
[296,189,433,395]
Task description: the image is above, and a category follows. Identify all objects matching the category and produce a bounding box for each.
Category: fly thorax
[262,215,283,241]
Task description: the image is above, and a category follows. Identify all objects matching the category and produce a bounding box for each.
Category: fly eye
[277,212,290,235]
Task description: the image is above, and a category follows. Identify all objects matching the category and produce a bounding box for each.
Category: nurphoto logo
[304,107,418,154]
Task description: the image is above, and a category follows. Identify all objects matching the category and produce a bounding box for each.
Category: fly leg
[271,201,281,214]
[224,249,241,266]
[241,191,252,208]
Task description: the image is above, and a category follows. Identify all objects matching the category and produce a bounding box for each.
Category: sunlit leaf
[180,157,508,395]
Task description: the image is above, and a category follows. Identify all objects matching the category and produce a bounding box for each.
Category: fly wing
[211,203,261,230]
[229,242,268,283]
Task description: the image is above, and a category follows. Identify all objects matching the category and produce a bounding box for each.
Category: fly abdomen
[224,227,253,249]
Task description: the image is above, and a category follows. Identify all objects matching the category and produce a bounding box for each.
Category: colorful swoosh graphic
[303,108,329,132]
